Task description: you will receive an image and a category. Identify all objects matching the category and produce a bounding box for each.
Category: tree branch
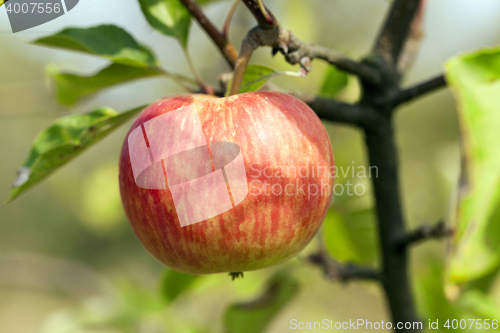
[397,221,454,250]
[179,0,238,68]
[396,74,447,105]
[240,0,277,29]
[280,30,381,84]
[308,253,382,283]
[364,122,421,331]
[397,0,427,73]
[373,0,422,67]
[292,92,381,129]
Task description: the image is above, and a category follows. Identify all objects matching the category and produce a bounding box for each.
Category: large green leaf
[160,269,200,303]
[319,66,348,98]
[445,47,500,284]
[8,105,146,202]
[138,0,191,48]
[224,270,298,333]
[32,25,158,68]
[49,63,161,106]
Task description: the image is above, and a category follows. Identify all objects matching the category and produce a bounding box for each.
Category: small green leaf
[224,270,299,333]
[225,65,278,96]
[319,66,348,98]
[445,47,500,284]
[139,0,191,48]
[49,63,161,106]
[160,269,199,303]
[32,25,158,68]
[8,105,146,202]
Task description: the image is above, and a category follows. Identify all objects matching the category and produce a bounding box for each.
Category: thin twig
[222,0,240,39]
[183,49,215,94]
[397,221,454,250]
[396,74,447,105]
[292,92,381,129]
[308,253,382,282]
[179,0,238,68]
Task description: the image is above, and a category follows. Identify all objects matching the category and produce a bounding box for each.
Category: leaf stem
[183,49,215,95]
[222,0,240,39]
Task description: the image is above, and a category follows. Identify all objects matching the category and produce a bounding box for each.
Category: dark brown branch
[308,253,382,282]
[396,74,447,105]
[397,0,427,73]
[235,25,381,84]
[293,92,381,129]
[179,0,238,68]
[281,30,381,84]
[364,122,421,331]
[373,0,422,67]
[240,0,277,29]
[397,221,454,249]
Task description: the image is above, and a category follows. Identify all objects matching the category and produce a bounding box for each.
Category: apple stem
[228,39,255,96]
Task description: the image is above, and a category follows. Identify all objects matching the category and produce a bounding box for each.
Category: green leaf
[445,47,500,284]
[138,0,191,48]
[8,105,146,202]
[195,0,220,4]
[319,66,349,98]
[323,180,378,265]
[49,63,161,106]
[224,270,299,333]
[160,269,199,303]
[32,25,158,68]
[415,261,462,331]
[225,65,278,96]
[458,290,500,320]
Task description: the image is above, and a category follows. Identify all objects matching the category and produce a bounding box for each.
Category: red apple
[119,91,334,274]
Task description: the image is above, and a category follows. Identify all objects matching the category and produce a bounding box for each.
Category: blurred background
[2,0,500,332]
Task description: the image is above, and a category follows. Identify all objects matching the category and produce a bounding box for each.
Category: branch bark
[396,74,447,105]
[179,0,238,68]
[308,253,382,283]
[364,121,421,331]
[397,221,454,249]
[293,92,380,128]
[373,0,422,67]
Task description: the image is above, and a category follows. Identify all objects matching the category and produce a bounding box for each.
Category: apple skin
[119,91,334,274]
